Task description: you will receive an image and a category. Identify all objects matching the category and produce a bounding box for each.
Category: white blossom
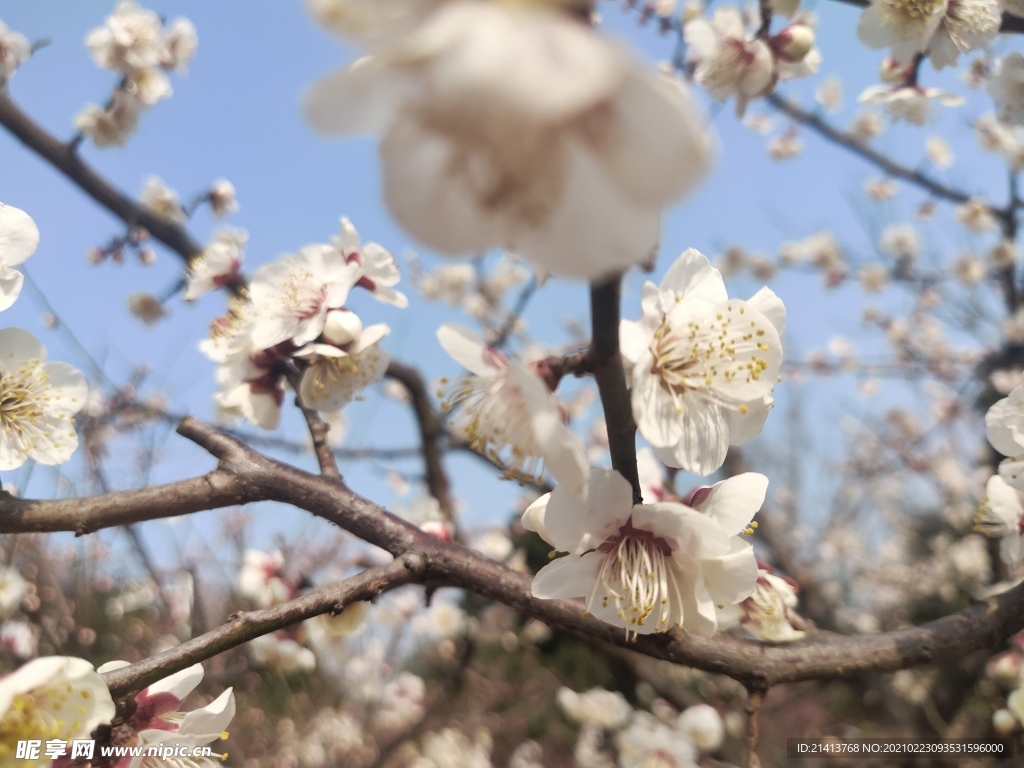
[857,0,948,63]
[332,217,408,307]
[685,7,775,117]
[85,1,165,72]
[815,75,843,112]
[74,90,143,148]
[208,179,239,218]
[0,657,115,767]
[185,229,245,301]
[237,549,291,608]
[929,0,1000,70]
[140,176,186,225]
[986,375,1024,491]
[0,566,27,618]
[926,135,954,166]
[677,704,725,752]
[306,1,712,280]
[437,323,589,497]
[989,53,1024,126]
[879,223,920,262]
[620,248,785,475]
[0,621,36,660]
[296,321,391,411]
[97,661,234,768]
[0,21,30,80]
[556,687,632,730]
[956,197,999,233]
[616,712,698,768]
[719,566,807,641]
[161,17,198,72]
[859,85,964,125]
[526,468,764,637]
[0,328,87,470]
[977,475,1024,566]
[0,203,38,311]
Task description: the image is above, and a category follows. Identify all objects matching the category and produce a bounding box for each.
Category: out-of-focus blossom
[140,176,186,225]
[208,179,239,218]
[0,21,30,80]
[0,203,38,311]
[185,229,245,301]
[989,52,1024,125]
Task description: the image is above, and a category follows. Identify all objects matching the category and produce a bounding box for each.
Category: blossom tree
[5,0,1024,765]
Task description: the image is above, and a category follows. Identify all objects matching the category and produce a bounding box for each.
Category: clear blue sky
[0,1,1020,574]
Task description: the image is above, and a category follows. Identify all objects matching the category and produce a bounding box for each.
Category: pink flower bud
[421,521,453,541]
[770,24,815,63]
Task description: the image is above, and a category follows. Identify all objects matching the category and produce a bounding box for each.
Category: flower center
[588,523,682,638]
[882,0,944,26]
[0,686,90,760]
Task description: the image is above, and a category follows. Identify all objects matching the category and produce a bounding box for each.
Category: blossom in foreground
[437,323,588,498]
[97,661,234,768]
[0,328,87,470]
[306,1,712,280]
[305,0,440,43]
[977,475,1024,566]
[856,0,946,62]
[525,468,765,637]
[296,320,392,411]
[989,53,1024,126]
[985,376,1024,490]
[620,248,785,475]
[249,244,362,350]
[0,203,38,311]
[0,21,30,80]
[684,7,774,118]
[859,85,964,125]
[928,0,1000,70]
[332,217,408,307]
[0,656,115,767]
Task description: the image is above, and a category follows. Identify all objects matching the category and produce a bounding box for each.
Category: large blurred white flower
[685,7,775,117]
[0,204,38,311]
[306,1,712,280]
[0,328,87,470]
[620,248,785,475]
[977,475,1024,566]
[98,661,234,768]
[525,468,764,637]
[438,323,588,498]
[249,244,362,351]
[986,375,1024,490]
[0,656,115,767]
[306,0,440,43]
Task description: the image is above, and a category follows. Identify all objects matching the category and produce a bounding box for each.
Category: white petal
[436,323,498,377]
[304,57,412,136]
[660,248,728,304]
[543,468,633,554]
[697,473,768,535]
[0,265,24,311]
[669,396,730,475]
[746,286,786,336]
[532,552,602,599]
[0,204,39,267]
[701,539,758,605]
[178,688,235,742]
[633,503,732,557]
[723,398,772,445]
[144,663,204,701]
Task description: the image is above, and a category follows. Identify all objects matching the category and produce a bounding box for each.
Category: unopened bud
[421,521,453,542]
[138,249,157,265]
[770,24,815,63]
[322,309,363,347]
[86,248,104,265]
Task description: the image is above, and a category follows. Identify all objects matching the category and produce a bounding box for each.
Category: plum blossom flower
[857,0,947,61]
[556,687,632,730]
[989,53,1024,126]
[956,197,999,233]
[249,244,362,351]
[437,323,588,498]
[0,621,36,660]
[678,704,725,752]
[185,230,245,301]
[0,656,115,767]
[0,566,28,618]
[928,0,1000,70]
[616,712,698,767]
[306,1,712,280]
[161,18,198,73]
[96,661,234,768]
[296,319,391,411]
[976,475,1024,566]
[237,550,292,608]
[86,1,165,72]
[685,7,775,117]
[986,375,1024,490]
[859,85,964,124]
[305,0,440,43]
[620,248,785,475]
[526,468,765,637]
[0,328,87,470]
[0,203,38,311]
[332,217,408,307]
[208,179,238,219]
[74,90,144,148]
[0,21,30,80]
[248,634,317,673]
[719,563,806,641]
[140,176,186,225]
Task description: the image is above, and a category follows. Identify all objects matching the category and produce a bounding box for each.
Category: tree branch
[588,276,642,503]
[101,557,419,698]
[0,90,202,264]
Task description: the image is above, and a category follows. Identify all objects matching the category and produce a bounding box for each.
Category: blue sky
[0,1,1021,575]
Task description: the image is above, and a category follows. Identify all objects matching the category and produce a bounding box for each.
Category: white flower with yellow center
[857,0,949,63]
[0,203,39,311]
[620,248,785,476]
[305,1,712,280]
[986,375,1024,491]
[97,661,234,768]
[525,468,764,638]
[0,656,115,767]
[249,244,362,351]
[0,328,86,470]
[719,564,806,641]
[296,318,391,411]
[437,323,589,498]
[928,0,1001,70]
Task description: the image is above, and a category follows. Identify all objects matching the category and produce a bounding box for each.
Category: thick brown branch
[101,557,419,698]
[386,361,456,522]
[0,471,252,535]
[0,90,202,264]
[588,276,641,503]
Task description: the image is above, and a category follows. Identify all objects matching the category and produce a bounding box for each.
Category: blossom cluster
[75,1,197,147]
[195,217,405,429]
